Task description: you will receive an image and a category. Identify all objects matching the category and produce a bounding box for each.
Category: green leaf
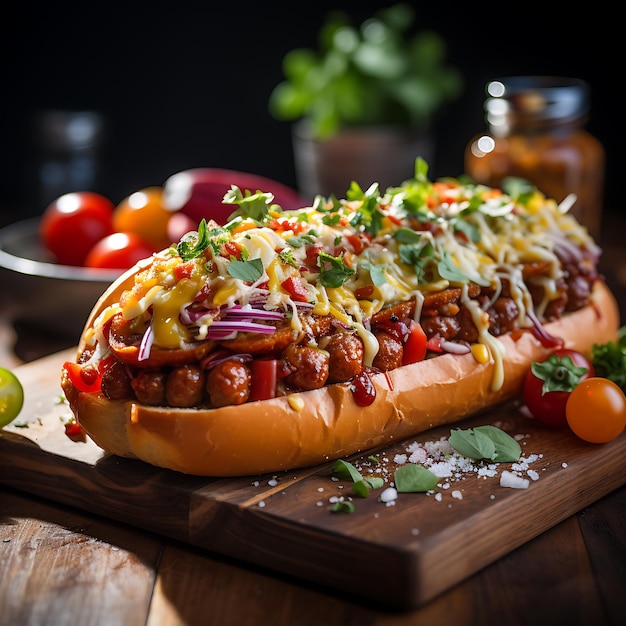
[222,186,277,223]
[330,500,355,514]
[364,476,384,490]
[332,459,362,482]
[358,260,387,286]
[437,250,469,284]
[177,219,211,261]
[449,425,521,462]
[474,425,521,462]
[591,326,626,392]
[227,258,264,283]
[394,464,439,492]
[318,252,355,288]
[352,480,371,498]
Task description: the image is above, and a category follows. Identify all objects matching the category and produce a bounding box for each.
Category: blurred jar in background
[33,110,104,210]
[465,76,605,242]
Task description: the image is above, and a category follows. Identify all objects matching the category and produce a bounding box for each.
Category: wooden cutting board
[1,349,625,609]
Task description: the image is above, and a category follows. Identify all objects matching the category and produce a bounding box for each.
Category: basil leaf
[363,476,384,490]
[330,501,355,514]
[449,425,521,462]
[227,258,264,282]
[474,425,521,462]
[332,459,362,483]
[394,464,439,493]
[352,480,371,498]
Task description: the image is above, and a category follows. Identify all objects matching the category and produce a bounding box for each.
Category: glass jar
[465,76,605,241]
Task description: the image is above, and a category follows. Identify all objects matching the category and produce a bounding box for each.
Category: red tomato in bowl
[84,232,155,270]
[39,191,115,266]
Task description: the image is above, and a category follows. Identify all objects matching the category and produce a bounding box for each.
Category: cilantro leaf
[318,252,355,288]
[177,219,211,261]
[222,186,278,223]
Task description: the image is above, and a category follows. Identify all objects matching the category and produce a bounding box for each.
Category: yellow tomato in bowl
[113,187,172,250]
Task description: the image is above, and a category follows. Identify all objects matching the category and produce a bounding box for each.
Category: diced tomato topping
[267,218,306,234]
[305,243,323,268]
[354,285,375,299]
[64,420,85,439]
[221,241,243,259]
[346,233,367,254]
[402,321,427,365]
[281,276,309,302]
[173,261,196,280]
[64,361,103,393]
[425,335,444,353]
[248,359,278,401]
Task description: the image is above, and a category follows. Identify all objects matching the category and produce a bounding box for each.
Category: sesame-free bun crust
[61,275,620,477]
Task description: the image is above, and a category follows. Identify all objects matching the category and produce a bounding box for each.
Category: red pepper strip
[281,276,310,302]
[63,361,102,393]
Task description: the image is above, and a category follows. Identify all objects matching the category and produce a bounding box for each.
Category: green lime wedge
[0,367,24,426]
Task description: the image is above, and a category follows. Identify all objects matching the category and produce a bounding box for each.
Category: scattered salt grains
[258,500,266,508]
[562,462,568,468]
[267,478,278,487]
[527,469,540,481]
[451,490,463,500]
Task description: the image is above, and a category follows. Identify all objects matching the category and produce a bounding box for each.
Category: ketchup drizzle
[350,368,376,406]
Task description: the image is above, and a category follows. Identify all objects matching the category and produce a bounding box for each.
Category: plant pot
[291,120,435,200]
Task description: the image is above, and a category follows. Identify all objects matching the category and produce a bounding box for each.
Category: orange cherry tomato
[113,187,172,250]
[84,232,155,270]
[565,377,626,443]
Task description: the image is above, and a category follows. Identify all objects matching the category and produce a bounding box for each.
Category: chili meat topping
[68,160,602,409]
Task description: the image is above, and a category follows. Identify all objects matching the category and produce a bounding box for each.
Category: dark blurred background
[1,2,620,223]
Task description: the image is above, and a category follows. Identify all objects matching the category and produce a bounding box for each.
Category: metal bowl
[0,218,121,341]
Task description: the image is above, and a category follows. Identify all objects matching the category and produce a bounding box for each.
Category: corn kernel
[287,395,305,412]
[471,343,491,364]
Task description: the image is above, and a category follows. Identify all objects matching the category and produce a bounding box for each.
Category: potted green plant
[268,3,463,199]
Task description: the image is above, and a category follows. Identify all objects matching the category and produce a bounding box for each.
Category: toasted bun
[62,278,620,477]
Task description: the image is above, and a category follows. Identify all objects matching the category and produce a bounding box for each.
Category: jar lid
[485,76,590,132]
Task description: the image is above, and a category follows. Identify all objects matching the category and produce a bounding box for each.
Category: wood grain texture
[1,350,625,610]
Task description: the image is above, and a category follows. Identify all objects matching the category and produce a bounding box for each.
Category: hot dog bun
[62,279,620,477]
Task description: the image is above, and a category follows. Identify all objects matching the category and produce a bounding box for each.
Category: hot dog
[60,162,621,476]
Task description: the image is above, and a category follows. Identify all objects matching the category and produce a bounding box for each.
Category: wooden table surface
[1,214,625,626]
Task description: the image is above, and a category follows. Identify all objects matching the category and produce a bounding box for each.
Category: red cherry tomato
[84,232,155,270]
[523,349,594,427]
[39,191,115,266]
[402,321,427,365]
[566,377,626,443]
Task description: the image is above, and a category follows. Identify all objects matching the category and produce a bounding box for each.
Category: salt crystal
[500,470,529,489]
[380,487,398,503]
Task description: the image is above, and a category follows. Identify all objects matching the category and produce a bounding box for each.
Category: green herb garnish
[177,218,211,261]
[449,425,521,462]
[222,186,278,223]
[394,464,439,493]
[592,326,626,392]
[227,258,264,282]
[318,252,355,288]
